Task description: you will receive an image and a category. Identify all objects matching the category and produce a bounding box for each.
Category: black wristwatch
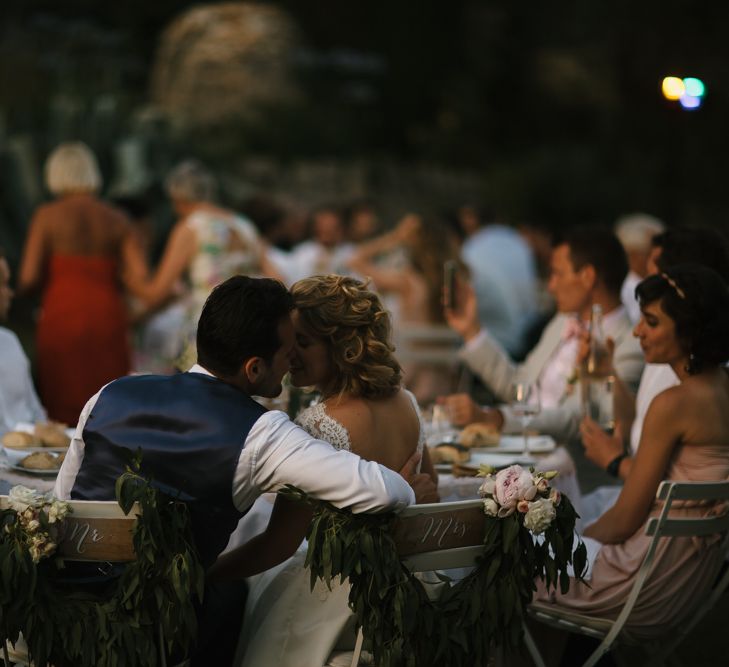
[606,453,627,478]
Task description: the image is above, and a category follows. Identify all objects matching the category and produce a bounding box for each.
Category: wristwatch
[606,453,627,478]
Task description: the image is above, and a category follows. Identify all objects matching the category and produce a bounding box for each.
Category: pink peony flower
[494,465,537,509]
[517,499,530,513]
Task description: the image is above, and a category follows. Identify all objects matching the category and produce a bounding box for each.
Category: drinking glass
[431,404,457,444]
[509,382,541,455]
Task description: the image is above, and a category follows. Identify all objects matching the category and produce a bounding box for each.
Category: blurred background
[2,1,727,268]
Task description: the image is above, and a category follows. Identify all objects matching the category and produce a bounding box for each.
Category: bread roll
[458,423,500,448]
[2,431,39,449]
[20,451,61,470]
[429,444,471,464]
[35,422,71,448]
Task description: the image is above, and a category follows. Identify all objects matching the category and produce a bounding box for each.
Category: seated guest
[533,265,729,641]
[0,251,46,434]
[54,276,435,666]
[580,227,729,521]
[234,274,436,667]
[614,212,665,324]
[442,227,644,444]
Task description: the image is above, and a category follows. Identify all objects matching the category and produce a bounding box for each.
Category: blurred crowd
[2,140,727,436]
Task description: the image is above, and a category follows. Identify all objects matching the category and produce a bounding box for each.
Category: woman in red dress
[18,142,146,425]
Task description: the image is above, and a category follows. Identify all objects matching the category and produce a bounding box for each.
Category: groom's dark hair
[197,276,293,377]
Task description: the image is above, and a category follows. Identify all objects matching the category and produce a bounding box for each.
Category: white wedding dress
[235,391,425,667]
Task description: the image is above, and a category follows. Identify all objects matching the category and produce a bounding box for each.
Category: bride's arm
[584,388,684,544]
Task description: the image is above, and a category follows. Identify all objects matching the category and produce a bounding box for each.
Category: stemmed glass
[509,382,541,456]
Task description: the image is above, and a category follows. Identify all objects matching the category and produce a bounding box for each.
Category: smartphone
[443,260,458,309]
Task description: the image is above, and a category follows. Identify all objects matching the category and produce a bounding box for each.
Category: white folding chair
[525,480,729,667]
[345,499,548,667]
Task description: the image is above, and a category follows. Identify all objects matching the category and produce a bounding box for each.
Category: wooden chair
[525,480,729,667]
[344,499,545,667]
[0,497,140,667]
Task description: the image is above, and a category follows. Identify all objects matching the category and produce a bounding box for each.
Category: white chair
[345,498,543,667]
[0,498,140,667]
[525,480,729,667]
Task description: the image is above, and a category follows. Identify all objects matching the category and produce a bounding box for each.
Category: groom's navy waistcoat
[71,372,267,567]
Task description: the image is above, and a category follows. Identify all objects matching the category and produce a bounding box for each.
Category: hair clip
[661,272,686,299]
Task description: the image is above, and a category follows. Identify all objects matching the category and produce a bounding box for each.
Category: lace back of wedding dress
[295,402,352,451]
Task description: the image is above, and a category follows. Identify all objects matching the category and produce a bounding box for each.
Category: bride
[236,274,437,667]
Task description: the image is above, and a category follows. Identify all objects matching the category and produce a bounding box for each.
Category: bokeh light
[683,77,705,98]
[679,93,702,110]
[662,77,685,101]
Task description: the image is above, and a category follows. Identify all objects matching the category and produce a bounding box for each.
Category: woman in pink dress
[18,142,146,425]
[535,265,729,641]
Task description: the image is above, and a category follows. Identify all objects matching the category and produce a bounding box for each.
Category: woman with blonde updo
[237,274,436,667]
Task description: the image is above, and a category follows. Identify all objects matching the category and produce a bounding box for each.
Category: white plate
[471,434,556,455]
[2,446,65,466]
[8,463,60,476]
[468,452,536,469]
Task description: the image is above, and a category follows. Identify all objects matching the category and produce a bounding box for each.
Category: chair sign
[391,500,486,558]
[57,500,138,562]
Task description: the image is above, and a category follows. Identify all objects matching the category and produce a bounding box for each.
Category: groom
[54,275,434,664]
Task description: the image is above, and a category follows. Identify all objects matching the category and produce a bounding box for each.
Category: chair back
[526,479,729,667]
[0,497,139,563]
[394,325,462,367]
[390,499,486,571]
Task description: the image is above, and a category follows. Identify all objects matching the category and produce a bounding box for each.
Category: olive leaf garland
[0,462,204,667]
[281,485,587,667]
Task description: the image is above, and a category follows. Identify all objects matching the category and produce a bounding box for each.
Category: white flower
[8,486,43,513]
[494,465,537,509]
[26,519,40,533]
[46,500,70,524]
[523,498,557,534]
[483,498,499,516]
[549,489,562,507]
[536,478,549,494]
[29,546,41,563]
[479,477,496,497]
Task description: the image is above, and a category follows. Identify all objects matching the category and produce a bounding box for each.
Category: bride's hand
[399,451,440,504]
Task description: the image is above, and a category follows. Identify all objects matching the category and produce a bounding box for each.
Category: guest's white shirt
[621,271,643,325]
[54,365,414,514]
[0,327,46,435]
[629,363,679,454]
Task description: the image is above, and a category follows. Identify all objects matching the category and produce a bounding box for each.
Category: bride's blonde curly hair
[291,275,402,399]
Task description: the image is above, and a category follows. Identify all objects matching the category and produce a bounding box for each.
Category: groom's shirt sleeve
[233,410,415,514]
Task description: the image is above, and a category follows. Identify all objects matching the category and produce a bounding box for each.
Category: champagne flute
[509,382,541,456]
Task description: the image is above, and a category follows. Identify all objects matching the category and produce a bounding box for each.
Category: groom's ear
[243,356,266,384]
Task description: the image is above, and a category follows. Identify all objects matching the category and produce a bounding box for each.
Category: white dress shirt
[54,365,414,514]
[0,327,46,435]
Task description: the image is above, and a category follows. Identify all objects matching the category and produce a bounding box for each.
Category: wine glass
[509,382,541,456]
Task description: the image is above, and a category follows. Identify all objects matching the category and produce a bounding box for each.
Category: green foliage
[282,485,586,667]
[0,462,204,667]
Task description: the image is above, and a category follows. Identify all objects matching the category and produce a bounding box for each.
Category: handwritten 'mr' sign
[57,502,138,563]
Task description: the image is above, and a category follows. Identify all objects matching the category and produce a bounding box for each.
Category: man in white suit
[443,226,644,444]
